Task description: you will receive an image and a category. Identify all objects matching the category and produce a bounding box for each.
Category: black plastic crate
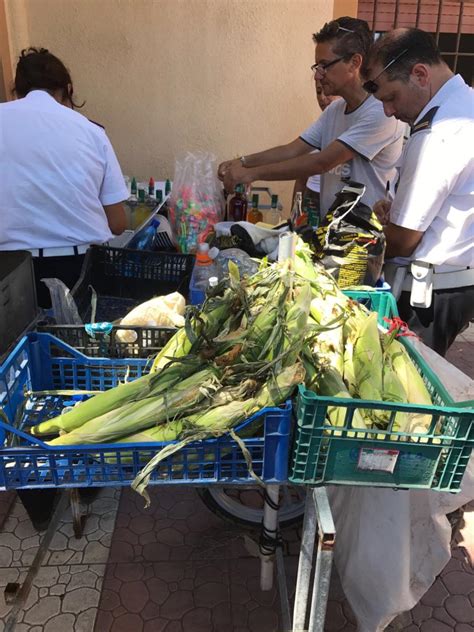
[0,251,39,359]
[37,246,194,358]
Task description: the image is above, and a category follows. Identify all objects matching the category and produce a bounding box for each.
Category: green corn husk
[30,358,201,437]
[310,295,346,375]
[47,367,219,446]
[309,365,367,436]
[131,362,305,506]
[383,338,434,438]
[342,303,371,396]
[381,352,410,437]
[280,283,312,368]
[352,311,383,401]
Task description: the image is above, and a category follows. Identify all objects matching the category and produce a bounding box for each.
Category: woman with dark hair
[0,47,128,308]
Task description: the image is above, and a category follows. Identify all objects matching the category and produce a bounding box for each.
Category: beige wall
[4,0,340,208]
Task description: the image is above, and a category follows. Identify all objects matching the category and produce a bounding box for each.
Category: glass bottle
[148,177,155,198]
[165,179,172,196]
[269,194,281,225]
[290,192,303,227]
[228,184,248,222]
[247,194,263,224]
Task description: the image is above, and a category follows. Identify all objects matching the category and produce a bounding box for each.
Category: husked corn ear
[353,311,383,400]
[311,366,367,436]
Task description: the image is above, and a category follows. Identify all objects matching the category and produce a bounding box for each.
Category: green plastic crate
[342,289,399,326]
[290,338,474,491]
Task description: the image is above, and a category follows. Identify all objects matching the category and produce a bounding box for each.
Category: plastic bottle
[130,177,138,197]
[165,179,172,196]
[190,243,219,293]
[148,177,155,197]
[247,194,263,224]
[128,218,160,250]
[156,190,163,205]
[228,184,248,222]
[269,194,281,225]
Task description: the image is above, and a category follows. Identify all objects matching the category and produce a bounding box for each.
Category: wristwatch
[239,155,247,167]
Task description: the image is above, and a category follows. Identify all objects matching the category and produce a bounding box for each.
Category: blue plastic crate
[0,333,291,490]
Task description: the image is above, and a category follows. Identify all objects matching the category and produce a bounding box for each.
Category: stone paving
[0,487,120,631]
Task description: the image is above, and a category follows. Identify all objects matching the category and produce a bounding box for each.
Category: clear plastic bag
[168,152,224,254]
[41,278,82,325]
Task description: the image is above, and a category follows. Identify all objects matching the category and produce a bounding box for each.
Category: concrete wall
[3,0,350,207]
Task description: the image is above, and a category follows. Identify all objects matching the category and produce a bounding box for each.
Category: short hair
[368,28,444,82]
[313,17,373,61]
[13,47,84,108]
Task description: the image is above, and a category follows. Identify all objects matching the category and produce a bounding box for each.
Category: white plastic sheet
[327,337,474,631]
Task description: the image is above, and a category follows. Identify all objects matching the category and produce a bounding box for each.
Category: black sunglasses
[322,21,355,37]
[363,48,410,94]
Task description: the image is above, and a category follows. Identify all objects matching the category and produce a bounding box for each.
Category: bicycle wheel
[197,485,306,529]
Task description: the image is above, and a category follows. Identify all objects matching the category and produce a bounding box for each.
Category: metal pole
[260,483,280,591]
[292,490,317,631]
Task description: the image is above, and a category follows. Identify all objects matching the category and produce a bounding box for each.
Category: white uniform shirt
[300,96,404,218]
[390,75,474,267]
[0,90,128,250]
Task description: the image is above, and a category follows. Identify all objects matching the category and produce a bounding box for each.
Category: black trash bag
[306,181,386,288]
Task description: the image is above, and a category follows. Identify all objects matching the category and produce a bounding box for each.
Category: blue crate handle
[0,417,50,448]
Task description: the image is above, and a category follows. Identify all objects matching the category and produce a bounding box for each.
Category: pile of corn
[29,238,434,501]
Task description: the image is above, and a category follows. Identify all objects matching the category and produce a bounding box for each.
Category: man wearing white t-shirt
[218,17,404,220]
[293,81,340,214]
[365,28,474,356]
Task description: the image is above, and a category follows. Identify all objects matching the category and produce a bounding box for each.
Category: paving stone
[39,587,48,598]
[0,533,21,550]
[120,580,149,613]
[15,519,38,539]
[442,570,474,596]
[181,607,212,631]
[99,588,121,611]
[94,609,114,631]
[69,570,98,590]
[433,606,457,627]
[420,621,454,632]
[421,579,450,607]
[58,573,71,584]
[456,625,474,632]
[143,619,169,632]
[82,541,109,564]
[412,603,433,624]
[75,606,97,632]
[50,584,66,596]
[48,550,75,565]
[24,596,61,625]
[112,613,143,632]
[44,613,76,632]
[324,599,348,631]
[194,581,228,608]
[0,546,13,566]
[62,587,100,614]
[445,594,474,623]
[160,590,194,619]
[147,576,170,605]
[114,562,144,582]
[248,606,279,632]
[35,567,59,588]
[99,510,117,533]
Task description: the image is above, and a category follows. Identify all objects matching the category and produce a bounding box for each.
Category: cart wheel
[69,489,86,538]
[197,485,305,529]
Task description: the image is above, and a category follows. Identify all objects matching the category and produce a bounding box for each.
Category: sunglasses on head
[363,48,410,94]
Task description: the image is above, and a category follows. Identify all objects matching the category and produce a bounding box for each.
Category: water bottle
[128,218,160,250]
[190,243,219,304]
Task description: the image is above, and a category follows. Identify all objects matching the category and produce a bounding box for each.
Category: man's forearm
[250,152,326,182]
[244,140,309,168]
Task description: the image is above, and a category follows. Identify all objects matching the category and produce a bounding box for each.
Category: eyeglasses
[311,56,345,76]
[363,48,409,94]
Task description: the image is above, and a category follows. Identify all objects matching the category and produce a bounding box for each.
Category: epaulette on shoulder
[88,118,105,130]
[410,106,439,135]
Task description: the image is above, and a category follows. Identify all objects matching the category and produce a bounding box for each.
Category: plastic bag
[41,278,82,325]
[116,292,186,343]
[168,152,224,254]
[215,248,259,279]
[309,181,386,287]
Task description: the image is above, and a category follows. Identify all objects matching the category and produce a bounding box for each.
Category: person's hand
[217,158,240,181]
[373,199,392,226]
[223,163,254,192]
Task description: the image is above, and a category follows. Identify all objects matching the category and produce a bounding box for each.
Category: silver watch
[239,155,247,167]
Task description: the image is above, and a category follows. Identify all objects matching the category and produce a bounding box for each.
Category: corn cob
[30,357,201,437]
[47,367,219,445]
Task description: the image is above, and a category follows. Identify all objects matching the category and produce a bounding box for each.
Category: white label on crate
[357,448,399,473]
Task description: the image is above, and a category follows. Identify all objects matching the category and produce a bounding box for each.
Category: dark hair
[13,47,84,108]
[368,28,443,82]
[313,17,373,61]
